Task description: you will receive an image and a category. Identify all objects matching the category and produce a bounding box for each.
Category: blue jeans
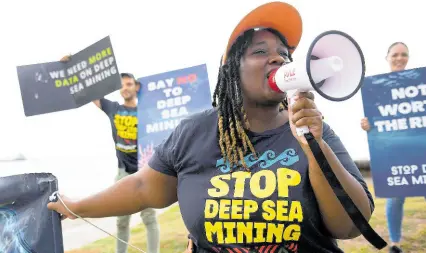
[386,197,426,243]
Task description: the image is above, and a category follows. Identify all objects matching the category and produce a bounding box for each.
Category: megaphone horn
[268,30,366,136]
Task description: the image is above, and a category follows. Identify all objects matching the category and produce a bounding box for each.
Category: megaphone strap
[304,133,387,250]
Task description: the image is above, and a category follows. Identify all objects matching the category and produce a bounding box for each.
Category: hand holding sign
[360,117,370,131]
[60,55,71,62]
[47,193,78,220]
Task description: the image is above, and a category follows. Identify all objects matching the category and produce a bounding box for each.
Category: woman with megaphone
[48,2,375,252]
[361,42,426,253]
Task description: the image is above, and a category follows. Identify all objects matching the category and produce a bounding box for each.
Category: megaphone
[268,30,365,136]
[267,30,388,251]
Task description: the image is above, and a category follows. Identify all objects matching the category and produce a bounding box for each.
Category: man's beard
[123,96,135,102]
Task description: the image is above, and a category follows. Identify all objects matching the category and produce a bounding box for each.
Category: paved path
[62,206,171,251]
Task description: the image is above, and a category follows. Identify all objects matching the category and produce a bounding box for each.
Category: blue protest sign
[361,67,426,198]
[137,64,212,166]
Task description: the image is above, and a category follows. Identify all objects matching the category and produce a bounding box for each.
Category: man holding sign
[61,55,160,253]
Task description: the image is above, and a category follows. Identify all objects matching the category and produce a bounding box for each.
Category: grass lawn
[66,181,426,253]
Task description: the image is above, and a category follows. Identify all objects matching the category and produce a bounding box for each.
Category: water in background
[0,155,118,199]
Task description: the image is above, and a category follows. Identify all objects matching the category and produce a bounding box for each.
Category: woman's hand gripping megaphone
[288,91,324,145]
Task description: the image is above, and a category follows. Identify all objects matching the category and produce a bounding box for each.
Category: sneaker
[389,245,403,253]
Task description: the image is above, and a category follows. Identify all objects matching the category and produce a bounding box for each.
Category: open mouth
[266,68,279,79]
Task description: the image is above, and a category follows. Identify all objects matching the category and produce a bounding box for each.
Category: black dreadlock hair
[212,28,295,172]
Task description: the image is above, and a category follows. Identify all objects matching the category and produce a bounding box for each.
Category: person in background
[51,3,374,252]
[360,42,426,253]
[60,55,160,253]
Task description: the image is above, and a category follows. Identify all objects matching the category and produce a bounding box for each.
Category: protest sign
[137,64,212,166]
[17,36,121,116]
[361,67,426,198]
[0,173,63,253]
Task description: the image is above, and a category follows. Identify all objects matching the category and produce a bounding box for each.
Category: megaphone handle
[289,93,310,136]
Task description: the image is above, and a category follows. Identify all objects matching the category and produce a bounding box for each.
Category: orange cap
[222,1,303,65]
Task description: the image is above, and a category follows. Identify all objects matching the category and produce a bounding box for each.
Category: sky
[0,0,423,161]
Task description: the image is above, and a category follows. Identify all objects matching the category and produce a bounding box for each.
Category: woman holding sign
[361,42,426,253]
[49,2,375,252]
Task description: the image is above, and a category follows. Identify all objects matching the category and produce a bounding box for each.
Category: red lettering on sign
[177,74,197,85]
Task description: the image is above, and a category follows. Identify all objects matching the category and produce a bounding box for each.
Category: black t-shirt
[148,108,374,253]
[100,98,138,173]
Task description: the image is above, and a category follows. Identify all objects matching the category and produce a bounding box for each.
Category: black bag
[0,173,64,253]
